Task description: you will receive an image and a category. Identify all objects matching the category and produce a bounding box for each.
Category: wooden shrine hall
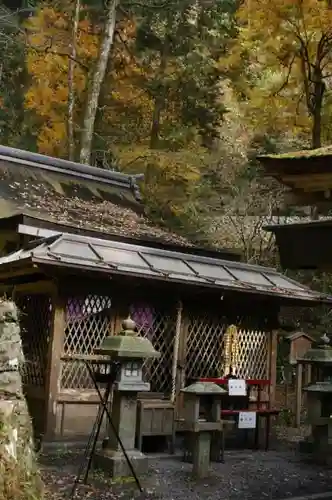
[0,144,330,445]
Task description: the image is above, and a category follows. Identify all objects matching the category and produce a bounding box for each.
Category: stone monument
[181,381,227,478]
[93,316,160,478]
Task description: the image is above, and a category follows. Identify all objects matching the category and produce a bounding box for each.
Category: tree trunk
[311,90,323,150]
[308,69,324,220]
[68,0,80,161]
[310,101,321,220]
[149,22,170,150]
[150,95,165,150]
[309,64,325,149]
[79,0,119,165]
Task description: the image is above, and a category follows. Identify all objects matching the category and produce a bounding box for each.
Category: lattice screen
[16,294,53,387]
[186,313,227,382]
[130,303,175,395]
[236,329,268,379]
[185,312,268,382]
[61,294,112,389]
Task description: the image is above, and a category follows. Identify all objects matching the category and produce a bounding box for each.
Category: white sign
[228,378,246,396]
[238,411,256,429]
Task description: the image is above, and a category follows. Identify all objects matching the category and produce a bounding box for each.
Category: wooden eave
[0,258,41,280]
[258,151,332,205]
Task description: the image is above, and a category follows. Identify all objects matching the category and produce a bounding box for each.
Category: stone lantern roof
[95,317,160,360]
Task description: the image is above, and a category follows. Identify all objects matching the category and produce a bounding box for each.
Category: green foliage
[133,0,237,147]
[0,6,34,149]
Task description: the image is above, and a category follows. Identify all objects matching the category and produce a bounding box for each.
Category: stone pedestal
[94,391,148,476]
[192,432,211,478]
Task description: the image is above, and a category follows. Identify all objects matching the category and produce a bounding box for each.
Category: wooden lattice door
[130,302,176,395]
[16,293,53,387]
[15,293,53,437]
[185,309,268,383]
[61,294,113,389]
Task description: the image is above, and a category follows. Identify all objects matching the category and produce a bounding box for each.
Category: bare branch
[122,0,178,9]
[273,54,296,96]
[28,36,89,71]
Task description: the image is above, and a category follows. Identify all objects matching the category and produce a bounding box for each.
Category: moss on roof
[0,160,192,247]
[258,145,332,161]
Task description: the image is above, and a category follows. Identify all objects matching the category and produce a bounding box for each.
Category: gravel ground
[40,449,332,500]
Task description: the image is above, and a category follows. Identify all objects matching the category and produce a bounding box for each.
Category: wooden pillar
[175,309,189,418]
[304,363,312,385]
[112,296,131,334]
[268,330,278,407]
[44,292,66,440]
[295,362,303,428]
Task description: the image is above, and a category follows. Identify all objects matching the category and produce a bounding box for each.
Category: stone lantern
[181,381,227,478]
[298,342,332,462]
[93,316,160,477]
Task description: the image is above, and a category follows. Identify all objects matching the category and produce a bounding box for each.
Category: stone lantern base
[94,448,148,478]
[300,423,332,465]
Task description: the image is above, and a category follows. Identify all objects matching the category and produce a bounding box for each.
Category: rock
[0,299,43,499]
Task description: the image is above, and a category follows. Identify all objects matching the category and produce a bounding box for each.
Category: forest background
[1,0,332,342]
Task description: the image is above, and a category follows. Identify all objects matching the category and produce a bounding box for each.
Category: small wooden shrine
[0,145,329,446]
[285,332,315,366]
[259,147,332,270]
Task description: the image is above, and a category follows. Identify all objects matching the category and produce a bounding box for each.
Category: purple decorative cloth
[129,304,154,340]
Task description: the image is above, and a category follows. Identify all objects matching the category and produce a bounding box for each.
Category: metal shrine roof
[1,231,331,305]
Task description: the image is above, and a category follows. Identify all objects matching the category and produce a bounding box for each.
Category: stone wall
[0,299,43,499]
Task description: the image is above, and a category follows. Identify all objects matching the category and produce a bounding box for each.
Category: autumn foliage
[225,0,332,147]
[25,5,99,156]
[23,2,220,224]
[5,0,332,239]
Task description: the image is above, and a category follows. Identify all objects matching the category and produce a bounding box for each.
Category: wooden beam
[112,298,130,335]
[268,330,278,408]
[281,173,332,186]
[0,267,39,280]
[283,191,332,207]
[295,362,303,427]
[44,291,66,440]
[12,280,56,295]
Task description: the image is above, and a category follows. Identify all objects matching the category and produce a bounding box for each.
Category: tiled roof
[0,145,191,246]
